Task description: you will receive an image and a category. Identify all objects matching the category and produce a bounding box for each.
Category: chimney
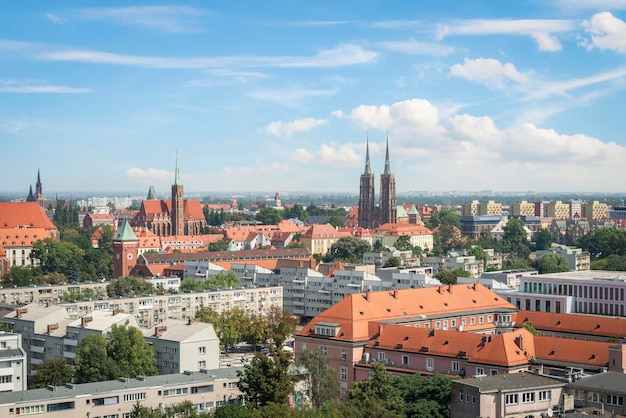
[81,316,93,327]
[45,301,57,308]
[16,307,28,318]
[447,285,452,293]
[437,286,442,294]
[472,283,477,291]
[155,325,167,337]
[112,308,125,316]
[187,318,196,325]
[365,291,371,302]
[47,323,59,334]
[515,334,524,351]
[392,290,399,299]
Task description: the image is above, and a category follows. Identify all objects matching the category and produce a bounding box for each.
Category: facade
[582,200,609,220]
[545,201,570,218]
[451,372,565,418]
[515,310,626,342]
[295,284,518,390]
[113,221,139,278]
[372,223,434,253]
[479,200,503,216]
[535,245,591,271]
[609,206,626,220]
[142,319,220,374]
[510,200,535,217]
[460,216,502,238]
[82,213,115,228]
[518,270,626,317]
[424,253,484,278]
[565,372,626,416]
[357,137,397,229]
[462,200,480,217]
[300,224,348,255]
[0,368,243,416]
[0,332,27,392]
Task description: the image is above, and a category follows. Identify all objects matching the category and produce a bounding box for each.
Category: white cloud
[247,88,337,107]
[377,38,455,56]
[450,58,530,89]
[291,143,362,166]
[45,13,68,25]
[556,0,626,10]
[126,167,173,181]
[73,6,209,33]
[436,19,575,51]
[0,79,92,93]
[266,117,327,138]
[581,12,626,52]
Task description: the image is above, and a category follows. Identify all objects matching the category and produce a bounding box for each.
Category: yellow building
[510,200,535,217]
[478,200,502,216]
[462,200,479,217]
[582,201,608,219]
[545,201,569,218]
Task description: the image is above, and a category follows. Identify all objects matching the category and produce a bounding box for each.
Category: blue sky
[2,1,626,195]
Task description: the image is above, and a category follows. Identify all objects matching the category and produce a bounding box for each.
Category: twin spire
[363,133,392,175]
[174,152,181,186]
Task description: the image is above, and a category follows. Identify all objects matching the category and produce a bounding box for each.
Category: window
[378,352,386,362]
[487,315,492,323]
[123,393,146,402]
[191,384,214,394]
[16,405,45,414]
[490,369,498,376]
[164,387,189,397]
[461,318,466,326]
[198,346,206,354]
[479,316,484,324]
[435,321,440,330]
[505,394,518,405]
[93,396,119,406]
[341,348,347,360]
[475,367,484,376]
[300,343,306,353]
[522,392,535,403]
[607,395,624,406]
[539,390,551,401]
[470,317,476,326]
[0,375,12,383]
[198,360,206,368]
[451,361,459,372]
[426,358,434,371]
[459,392,464,402]
[46,402,75,412]
[451,319,456,327]
[402,355,409,365]
[320,346,327,356]
[340,366,348,381]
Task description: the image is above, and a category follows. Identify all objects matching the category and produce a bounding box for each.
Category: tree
[237,348,296,407]
[348,362,403,414]
[2,266,41,287]
[394,372,451,418]
[467,245,487,267]
[502,219,530,258]
[578,227,626,259]
[433,270,457,285]
[534,228,553,251]
[298,348,340,408]
[30,238,85,277]
[535,253,570,274]
[266,306,299,350]
[196,307,250,354]
[394,235,412,251]
[106,276,154,297]
[32,359,73,388]
[75,334,117,383]
[604,254,626,271]
[208,239,228,252]
[426,208,460,229]
[326,236,371,262]
[107,325,157,378]
[328,215,344,228]
[255,207,282,225]
[522,322,540,336]
[282,204,308,222]
[383,257,401,268]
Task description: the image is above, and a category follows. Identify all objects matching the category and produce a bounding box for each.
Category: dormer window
[314,321,341,337]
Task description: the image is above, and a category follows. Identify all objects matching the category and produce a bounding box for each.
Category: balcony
[30,345,45,354]
[63,338,78,346]
[63,351,76,359]
[30,358,44,365]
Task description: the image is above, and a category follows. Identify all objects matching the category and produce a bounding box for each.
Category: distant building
[358,137,397,229]
[510,200,535,217]
[0,332,27,392]
[582,200,609,219]
[478,200,503,216]
[545,201,570,218]
[536,245,591,271]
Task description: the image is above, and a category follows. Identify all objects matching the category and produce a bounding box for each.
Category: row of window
[505,390,551,405]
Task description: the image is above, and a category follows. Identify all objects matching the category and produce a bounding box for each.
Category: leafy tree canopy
[426,208,460,229]
[106,276,154,297]
[32,359,73,388]
[535,253,570,274]
[255,207,283,225]
[237,347,296,407]
[325,236,371,262]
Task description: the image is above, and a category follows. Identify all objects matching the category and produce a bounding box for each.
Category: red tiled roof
[0,202,56,230]
[0,228,52,248]
[298,284,516,342]
[302,224,350,239]
[516,310,626,339]
[534,335,611,368]
[86,213,114,220]
[374,223,433,236]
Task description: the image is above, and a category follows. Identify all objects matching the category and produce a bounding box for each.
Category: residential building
[510,200,535,217]
[490,217,532,241]
[0,368,243,416]
[535,245,591,271]
[363,248,415,267]
[451,372,565,418]
[569,199,583,218]
[300,224,348,255]
[424,252,484,277]
[565,372,626,416]
[462,200,480,217]
[142,319,219,374]
[582,200,609,220]
[519,270,626,316]
[475,269,539,289]
[0,332,27,392]
[460,216,502,238]
[545,201,570,218]
[82,213,115,228]
[479,200,503,216]
[372,223,434,253]
[295,284,518,389]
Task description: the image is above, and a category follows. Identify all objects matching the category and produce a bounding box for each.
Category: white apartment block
[479,269,539,290]
[424,253,484,278]
[0,368,243,416]
[519,271,626,317]
[0,332,27,392]
[142,319,220,374]
[536,245,591,271]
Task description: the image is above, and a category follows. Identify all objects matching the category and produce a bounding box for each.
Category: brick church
[130,157,207,237]
[357,136,398,229]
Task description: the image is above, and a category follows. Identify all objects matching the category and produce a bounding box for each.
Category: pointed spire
[364,133,372,175]
[36,169,41,185]
[174,152,181,186]
[384,132,391,175]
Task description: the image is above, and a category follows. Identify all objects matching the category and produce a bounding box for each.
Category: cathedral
[358,136,397,229]
[131,157,207,237]
[26,170,44,208]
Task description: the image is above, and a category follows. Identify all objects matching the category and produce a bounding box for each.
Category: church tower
[379,135,397,225]
[358,137,376,229]
[113,221,139,278]
[171,154,185,236]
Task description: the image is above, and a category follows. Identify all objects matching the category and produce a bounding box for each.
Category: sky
[2,1,626,195]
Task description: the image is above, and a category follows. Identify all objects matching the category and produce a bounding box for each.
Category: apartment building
[565,372,626,416]
[479,200,503,216]
[545,201,570,218]
[0,368,242,416]
[371,223,434,253]
[424,253,484,278]
[462,200,480,217]
[582,201,609,220]
[535,245,591,271]
[519,270,626,317]
[480,269,539,290]
[0,332,27,392]
[510,200,536,217]
[142,319,219,374]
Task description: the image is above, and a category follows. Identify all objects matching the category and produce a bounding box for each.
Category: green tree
[214,403,254,418]
[282,204,308,222]
[578,227,626,259]
[433,270,457,285]
[298,348,340,408]
[325,236,371,262]
[534,228,553,251]
[394,372,451,418]
[30,238,85,277]
[467,245,487,267]
[348,362,403,414]
[2,266,41,287]
[394,235,412,251]
[107,325,157,378]
[196,307,250,354]
[502,219,530,257]
[522,322,540,336]
[383,257,401,268]
[328,215,344,228]
[32,358,74,388]
[535,253,570,274]
[604,254,626,271]
[237,348,296,407]
[266,307,299,350]
[106,276,154,297]
[75,334,117,383]
[208,239,229,252]
[255,207,282,225]
[426,208,460,229]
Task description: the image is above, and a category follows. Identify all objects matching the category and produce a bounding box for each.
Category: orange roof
[212,259,279,271]
[298,284,516,342]
[534,335,611,368]
[0,244,6,257]
[374,223,433,236]
[302,224,349,239]
[368,324,534,368]
[277,220,303,233]
[516,310,626,339]
[0,228,52,248]
[0,202,56,230]
[86,213,114,220]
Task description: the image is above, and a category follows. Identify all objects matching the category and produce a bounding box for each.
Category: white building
[0,332,27,392]
[535,245,591,271]
[146,275,182,291]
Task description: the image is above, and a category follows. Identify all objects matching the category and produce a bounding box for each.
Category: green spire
[174,152,181,186]
[383,132,391,175]
[364,133,372,175]
[114,220,138,241]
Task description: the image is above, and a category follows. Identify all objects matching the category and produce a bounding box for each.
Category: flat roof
[529,271,626,282]
[455,371,565,392]
[0,367,243,405]
[567,372,626,395]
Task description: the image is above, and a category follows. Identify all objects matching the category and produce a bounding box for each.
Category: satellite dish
[547,407,554,417]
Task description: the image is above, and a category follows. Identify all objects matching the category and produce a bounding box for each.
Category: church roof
[0,202,56,230]
[114,221,138,241]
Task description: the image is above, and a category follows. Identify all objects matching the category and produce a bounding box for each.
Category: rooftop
[455,371,565,392]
